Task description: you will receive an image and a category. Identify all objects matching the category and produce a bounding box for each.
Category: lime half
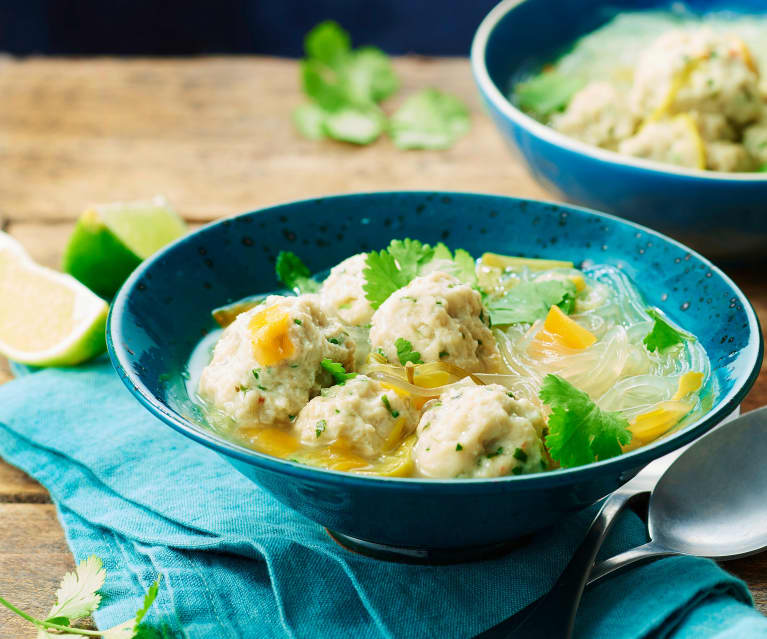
[62,195,187,298]
[0,231,108,366]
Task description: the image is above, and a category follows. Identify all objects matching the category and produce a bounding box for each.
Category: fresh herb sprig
[540,374,632,468]
[362,238,476,309]
[0,556,160,638]
[294,21,469,149]
[485,279,576,326]
[275,251,320,294]
[321,358,357,385]
[643,309,687,353]
[395,338,423,365]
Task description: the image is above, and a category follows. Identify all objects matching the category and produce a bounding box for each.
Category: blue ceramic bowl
[471,0,767,260]
[107,192,762,557]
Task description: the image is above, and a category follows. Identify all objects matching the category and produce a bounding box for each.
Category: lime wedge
[62,196,187,298]
[0,231,108,366]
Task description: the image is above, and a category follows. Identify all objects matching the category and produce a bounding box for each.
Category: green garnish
[294,318,302,325]
[381,395,399,418]
[327,337,341,344]
[275,250,320,294]
[511,466,524,475]
[0,555,161,638]
[456,443,463,451]
[315,419,327,438]
[294,22,469,148]
[515,70,586,118]
[362,238,475,308]
[395,338,423,365]
[321,358,357,385]
[643,309,686,353]
[376,347,388,361]
[288,414,296,422]
[252,368,260,379]
[540,374,632,468]
[439,350,449,358]
[507,392,514,398]
[294,21,394,144]
[257,385,268,391]
[513,447,528,462]
[485,279,577,326]
[487,446,504,459]
[389,88,470,150]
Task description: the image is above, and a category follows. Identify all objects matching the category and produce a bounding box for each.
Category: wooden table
[0,56,764,637]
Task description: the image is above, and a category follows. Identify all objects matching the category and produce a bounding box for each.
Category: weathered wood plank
[0,57,547,224]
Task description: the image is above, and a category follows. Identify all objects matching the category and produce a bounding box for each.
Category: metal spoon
[589,404,767,585]
[476,406,766,639]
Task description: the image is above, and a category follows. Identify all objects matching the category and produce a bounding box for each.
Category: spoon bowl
[590,405,767,585]
[650,404,767,560]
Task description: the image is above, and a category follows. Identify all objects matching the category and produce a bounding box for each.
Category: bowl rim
[107,190,763,492]
[470,0,767,183]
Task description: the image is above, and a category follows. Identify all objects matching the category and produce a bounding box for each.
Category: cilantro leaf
[46,555,105,623]
[321,358,357,385]
[540,374,631,468]
[304,20,350,69]
[395,338,423,365]
[486,279,576,325]
[322,104,385,144]
[343,46,399,103]
[515,71,586,118]
[389,88,470,150]
[275,251,320,294]
[362,238,475,308]
[293,103,326,140]
[643,309,686,353]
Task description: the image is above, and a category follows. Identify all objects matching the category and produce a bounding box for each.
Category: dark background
[0,0,499,56]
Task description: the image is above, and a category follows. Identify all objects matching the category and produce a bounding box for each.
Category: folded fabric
[0,362,764,638]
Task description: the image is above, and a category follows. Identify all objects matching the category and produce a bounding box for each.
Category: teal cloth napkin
[0,361,766,638]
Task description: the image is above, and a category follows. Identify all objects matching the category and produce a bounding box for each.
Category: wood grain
[0,56,765,636]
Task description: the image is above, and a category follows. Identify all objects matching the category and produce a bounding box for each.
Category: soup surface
[189,240,714,478]
[512,9,767,172]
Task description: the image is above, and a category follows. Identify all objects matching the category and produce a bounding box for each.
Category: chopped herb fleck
[321,358,357,385]
[315,419,327,438]
[456,443,463,451]
[507,392,514,398]
[395,337,423,365]
[327,337,341,344]
[381,395,399,418]
[487,446,504,459]
[511,466,524,476]
[439,350,449,358]
[257,385,268,391]
[294,318,302,325]
[335,409,341,414]
[252,368,260,379]
[513,447,528,462]
[288,414,296,422]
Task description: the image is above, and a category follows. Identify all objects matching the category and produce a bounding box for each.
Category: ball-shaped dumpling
[413,384,546,479]
[369,271,500,373]
[198,294,354,428]
[319,253,375,327]
[294,375,417,458]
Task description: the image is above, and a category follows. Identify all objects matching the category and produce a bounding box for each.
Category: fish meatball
[629,29,762,125]
[413,384,546,479]
[294,375,417,458]
[369,271,500,373]
[618,116,704,169]
[552,82,638,150]
[743,121,767,166]
[198,295,354,428]
[320,253,375,326]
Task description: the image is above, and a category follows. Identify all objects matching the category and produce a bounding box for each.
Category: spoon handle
[477,486,640,639]
[588,540,676,586]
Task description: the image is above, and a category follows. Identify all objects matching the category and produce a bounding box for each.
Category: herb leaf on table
[389,88,471,150]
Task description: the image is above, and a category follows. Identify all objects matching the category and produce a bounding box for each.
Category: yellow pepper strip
[647,57,703,123]
[361,435,416,478]
[570,274,586,293]
[249,305,295,366]
[675,114,706,170]
[244,427,301,458]
[673,371,704,401]
[535,305,597,350]
[383,416,408,451]
[480,253,574,271]
[731,38,758,74]
[630,400,692,442]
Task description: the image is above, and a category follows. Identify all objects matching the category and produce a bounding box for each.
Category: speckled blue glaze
[107,192,762,551]
[471,0,767,260]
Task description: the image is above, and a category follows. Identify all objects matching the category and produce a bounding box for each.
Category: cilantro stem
[0,595,105,637]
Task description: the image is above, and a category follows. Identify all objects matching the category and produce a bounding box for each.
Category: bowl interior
[108,192,762,481]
